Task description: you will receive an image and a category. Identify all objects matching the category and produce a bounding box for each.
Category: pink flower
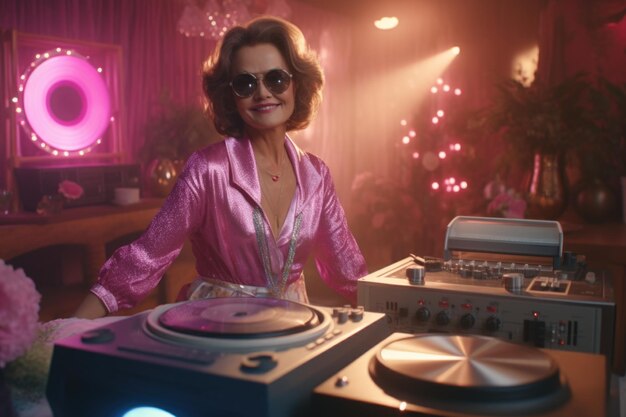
[487,191,526,219]
[0,260,41,368]
[58,180,84,200]
[505,198,527,219]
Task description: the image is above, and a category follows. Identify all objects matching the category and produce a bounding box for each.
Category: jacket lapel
[226,137,261,205]
[226,135,323,214]
[285,136,322,215]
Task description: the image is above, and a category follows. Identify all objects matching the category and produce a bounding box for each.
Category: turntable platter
[369,334,571,414]
[144,297,333,352]
[157,298,319,338]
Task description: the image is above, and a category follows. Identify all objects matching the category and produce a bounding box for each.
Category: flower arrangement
[483,179,526,219]
[0,260,41,368]
[350,172,422,248]
[57,180,84,200]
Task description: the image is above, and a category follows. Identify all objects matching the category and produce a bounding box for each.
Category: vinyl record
[370,334,566,403]
[157,297,320,338]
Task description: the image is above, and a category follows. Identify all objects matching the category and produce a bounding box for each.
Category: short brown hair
[202,16,324,138]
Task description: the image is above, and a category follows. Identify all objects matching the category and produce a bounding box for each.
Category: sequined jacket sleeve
[90,155,206,313]
[311,161,368,304]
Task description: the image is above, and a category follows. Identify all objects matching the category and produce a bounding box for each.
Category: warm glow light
[412,152,419,159]
[452,46,461,55]
[454,88,462,95]
[431,182,440,190]
[400,119,407,126]
[402,136,410,144]
[374,16,399,30]
[436,110,444,117]
[430,86,438,93]
[408,130,416,137]
[352,47,460,165]
[512,44,539,87]
[431,117,439,124]
[438,151,446,159]
[461,181,468,189]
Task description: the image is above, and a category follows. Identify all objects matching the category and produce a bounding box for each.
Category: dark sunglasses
[230,68,293,98]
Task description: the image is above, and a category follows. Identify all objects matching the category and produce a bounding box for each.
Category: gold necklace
[259,161,286,235]
[259,151,286,182]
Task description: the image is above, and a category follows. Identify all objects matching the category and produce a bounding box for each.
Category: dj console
[358,217,615,357]
[46,217,614,417]
[47,298,388,417]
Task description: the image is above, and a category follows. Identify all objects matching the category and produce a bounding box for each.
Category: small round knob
[459,313,475,329]
[485,316,501,332]
[435,311,450,326]
[503,273,524,293]
[415,307,431,322]
[406,266,425,285]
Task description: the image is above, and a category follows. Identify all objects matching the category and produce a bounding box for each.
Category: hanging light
[374,16,399,30]
[177,0,291,40]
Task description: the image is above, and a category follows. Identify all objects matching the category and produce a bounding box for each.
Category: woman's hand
[73,293,108,319]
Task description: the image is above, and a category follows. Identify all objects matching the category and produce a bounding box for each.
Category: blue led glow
[121,407,177,417]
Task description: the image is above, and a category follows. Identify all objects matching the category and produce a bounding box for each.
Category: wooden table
[0,199,199,320]
[0,199,162,281]
[563,222,626,374]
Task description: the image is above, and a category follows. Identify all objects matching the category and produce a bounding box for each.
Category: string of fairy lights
[399,77,468,194]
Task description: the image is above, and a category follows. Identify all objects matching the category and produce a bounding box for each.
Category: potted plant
[139,96,222,197]
[476,73,597,220]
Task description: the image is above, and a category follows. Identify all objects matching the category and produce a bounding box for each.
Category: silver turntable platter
[371,334,569,405]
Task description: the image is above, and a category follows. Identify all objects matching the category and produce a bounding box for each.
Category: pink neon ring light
[21,52,111,153]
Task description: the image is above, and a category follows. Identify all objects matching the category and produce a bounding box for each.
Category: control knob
[459,313,475,329]
[435,311,450,326]
[415,307,431,322]
[485,316,501,332]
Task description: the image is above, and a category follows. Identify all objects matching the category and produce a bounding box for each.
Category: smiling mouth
[252,103,280,112]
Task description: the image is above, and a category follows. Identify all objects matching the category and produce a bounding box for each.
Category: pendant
[271,175,280,182]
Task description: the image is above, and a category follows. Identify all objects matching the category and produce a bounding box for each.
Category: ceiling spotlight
[374,16,399,30]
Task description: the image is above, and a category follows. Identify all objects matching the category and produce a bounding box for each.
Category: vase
[574,179,618,223]
[145,158,178,198]
[526,153,568,220]
[35,194,64,215]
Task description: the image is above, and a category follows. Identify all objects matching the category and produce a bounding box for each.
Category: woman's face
[231,43,295,135]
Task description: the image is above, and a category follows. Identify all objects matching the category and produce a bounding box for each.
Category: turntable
[313,333,607,416]
[47,297,389,417]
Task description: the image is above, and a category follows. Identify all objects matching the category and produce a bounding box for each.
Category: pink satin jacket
[91,136,367,313]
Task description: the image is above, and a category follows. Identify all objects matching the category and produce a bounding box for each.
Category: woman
[74,16,367,319]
